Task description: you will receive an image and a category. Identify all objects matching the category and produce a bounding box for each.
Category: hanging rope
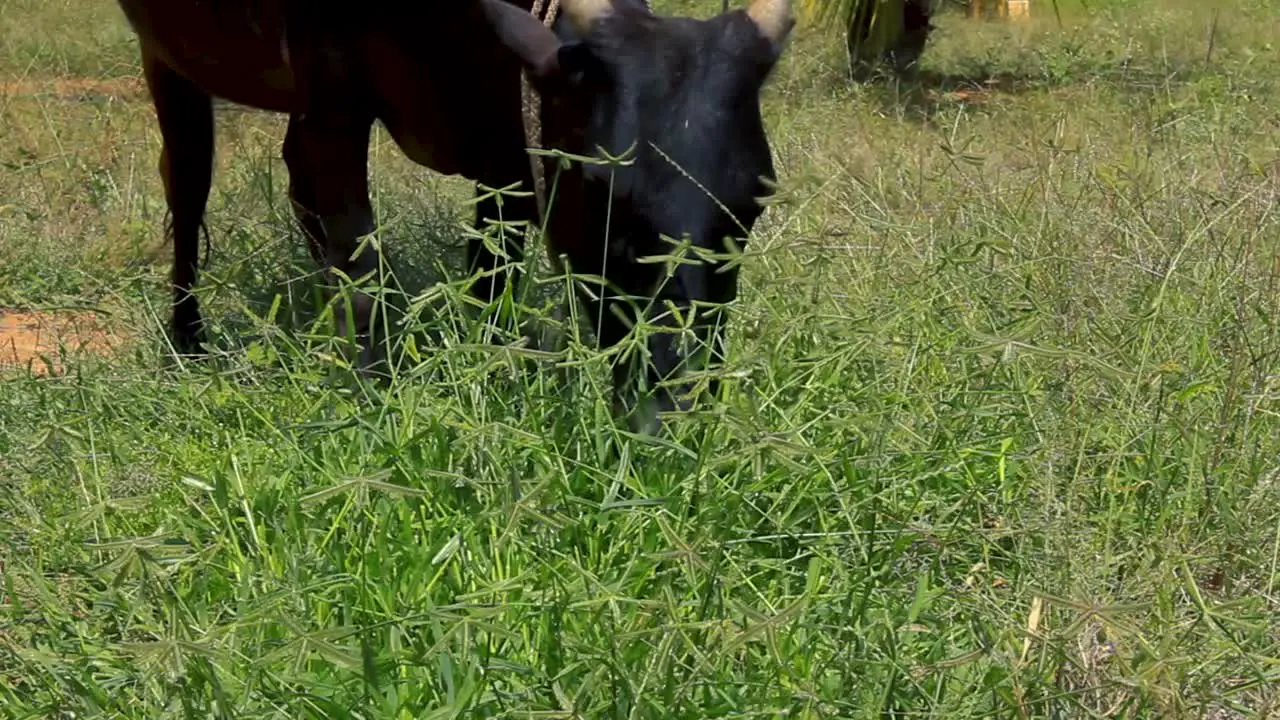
[520,0,561,223]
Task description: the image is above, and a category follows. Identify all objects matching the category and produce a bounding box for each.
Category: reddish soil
[0,309,131,376]
[0,77,147,101]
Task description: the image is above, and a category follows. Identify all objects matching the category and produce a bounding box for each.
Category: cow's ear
[481,0,564,79]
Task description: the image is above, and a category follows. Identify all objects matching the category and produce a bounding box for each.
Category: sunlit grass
[1,0,1278,717]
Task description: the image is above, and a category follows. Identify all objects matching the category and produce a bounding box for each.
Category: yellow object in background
[969,0,1031,21]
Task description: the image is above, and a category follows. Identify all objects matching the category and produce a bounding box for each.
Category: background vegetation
[2,0,1278,716]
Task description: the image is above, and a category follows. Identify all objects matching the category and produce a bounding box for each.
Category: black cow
[114,0,793,431]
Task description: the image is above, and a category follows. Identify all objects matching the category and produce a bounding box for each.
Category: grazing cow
[115,0,793,432]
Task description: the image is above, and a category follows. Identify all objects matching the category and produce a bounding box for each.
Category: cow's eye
[557,42,608,89]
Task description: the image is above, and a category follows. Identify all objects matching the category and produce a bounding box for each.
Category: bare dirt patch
[0,77,146,101]
[0,309,132,376]
[930,87,998,104]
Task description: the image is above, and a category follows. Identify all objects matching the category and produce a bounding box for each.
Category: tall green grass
[2,0,1279,717]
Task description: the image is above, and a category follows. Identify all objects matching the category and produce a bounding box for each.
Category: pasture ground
[2,0,1279,716]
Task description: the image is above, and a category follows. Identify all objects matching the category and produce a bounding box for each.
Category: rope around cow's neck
[520,0,559,223]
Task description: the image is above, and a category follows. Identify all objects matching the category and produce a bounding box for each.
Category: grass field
[2,0,1280,717]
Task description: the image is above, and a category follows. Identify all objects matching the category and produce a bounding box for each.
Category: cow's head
[482,0,792,433]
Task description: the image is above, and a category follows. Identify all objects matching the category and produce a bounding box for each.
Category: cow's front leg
[283,111,384,372]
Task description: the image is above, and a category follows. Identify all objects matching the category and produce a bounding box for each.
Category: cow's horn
[746,0,791,43]
[563,0,613,34]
